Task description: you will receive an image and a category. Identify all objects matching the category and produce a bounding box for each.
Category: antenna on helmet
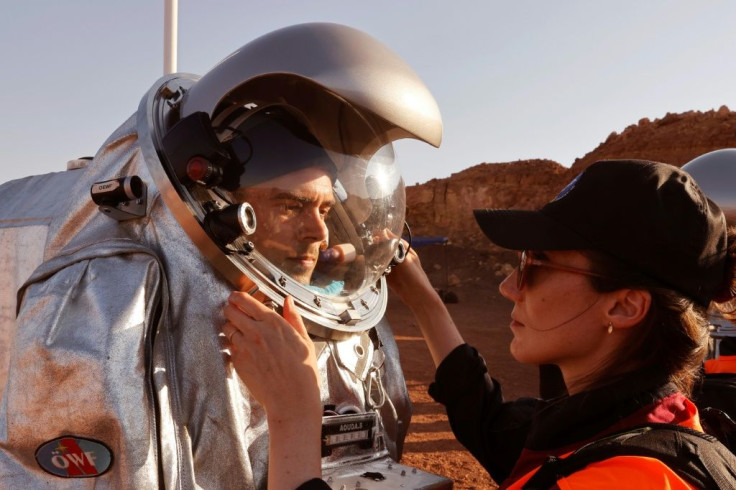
[164,0,178,74]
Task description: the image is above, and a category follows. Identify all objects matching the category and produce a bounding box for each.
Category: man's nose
[299,208,328,242]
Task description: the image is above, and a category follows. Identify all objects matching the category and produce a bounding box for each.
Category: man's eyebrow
[272,192,336,206]
[272,192,309,203]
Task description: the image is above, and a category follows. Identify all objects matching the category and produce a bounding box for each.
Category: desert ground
[385,245,539,489]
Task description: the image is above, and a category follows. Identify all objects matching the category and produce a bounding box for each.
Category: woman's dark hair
[579,226,736,396]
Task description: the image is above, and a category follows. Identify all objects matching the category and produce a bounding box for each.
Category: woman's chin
[509,340,525,363]
[509,341,546,365]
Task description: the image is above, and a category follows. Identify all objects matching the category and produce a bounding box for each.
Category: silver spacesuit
[0,23,450,488]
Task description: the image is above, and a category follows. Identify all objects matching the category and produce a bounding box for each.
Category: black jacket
[429,343,690,486]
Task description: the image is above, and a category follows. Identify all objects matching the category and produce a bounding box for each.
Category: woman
[223,159,736,488]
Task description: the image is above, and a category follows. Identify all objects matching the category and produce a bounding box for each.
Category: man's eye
[279,203,301,214]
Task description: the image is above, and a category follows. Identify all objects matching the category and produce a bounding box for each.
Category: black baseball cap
[474,160,728,306]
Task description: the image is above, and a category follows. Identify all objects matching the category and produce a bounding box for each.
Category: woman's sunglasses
[517,250,608,290]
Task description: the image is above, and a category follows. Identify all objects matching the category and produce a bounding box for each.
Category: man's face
[239,166,335,284]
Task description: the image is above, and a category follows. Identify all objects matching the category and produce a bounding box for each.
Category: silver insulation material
[0,23,451,489]
[0,114,431,488]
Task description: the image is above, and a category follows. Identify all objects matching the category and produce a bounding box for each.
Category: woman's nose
[499,268,521,301]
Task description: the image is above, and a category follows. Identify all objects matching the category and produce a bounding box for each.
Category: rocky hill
[406,106,736,282]
[406,159,570,251]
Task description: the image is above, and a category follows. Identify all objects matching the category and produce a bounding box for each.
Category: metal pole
[164,0,178,74]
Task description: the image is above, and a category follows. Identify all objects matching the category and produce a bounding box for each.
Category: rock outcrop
[406,107,736,271]
[406,159,570,252]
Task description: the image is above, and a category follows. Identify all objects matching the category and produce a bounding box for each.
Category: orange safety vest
[704,355,736,374]
[505,399,702,489]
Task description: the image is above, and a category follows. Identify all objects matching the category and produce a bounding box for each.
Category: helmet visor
[217,106,405,298]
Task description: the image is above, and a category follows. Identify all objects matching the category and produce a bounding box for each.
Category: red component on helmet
[186,157,217,184]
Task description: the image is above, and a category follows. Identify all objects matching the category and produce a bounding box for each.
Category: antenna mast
[164,0,178,74]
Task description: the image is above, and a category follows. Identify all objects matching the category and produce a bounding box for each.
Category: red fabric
[704,355,736,374]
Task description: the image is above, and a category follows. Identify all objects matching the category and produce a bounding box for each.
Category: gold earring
[607,322,614,334]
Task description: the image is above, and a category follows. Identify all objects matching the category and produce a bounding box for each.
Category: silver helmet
[683,149,736,356]
[683,149,736,223]
[137,22,442,338]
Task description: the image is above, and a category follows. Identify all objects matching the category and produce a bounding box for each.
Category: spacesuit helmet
[682,149,736,358]
[683,149,736,223]
[140,22,442,338]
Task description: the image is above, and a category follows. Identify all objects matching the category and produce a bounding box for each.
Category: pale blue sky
[1,1,734,186]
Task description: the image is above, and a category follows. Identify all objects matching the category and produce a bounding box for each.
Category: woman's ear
[606,289,651,329]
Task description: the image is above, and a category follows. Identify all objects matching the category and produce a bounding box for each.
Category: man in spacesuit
[0,23,451,488]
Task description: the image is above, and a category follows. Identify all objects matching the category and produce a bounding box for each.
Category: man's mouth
[291,255,317,266]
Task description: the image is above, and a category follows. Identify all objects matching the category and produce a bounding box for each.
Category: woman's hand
[223,293,323,488]
[223,293,321,416]
[385,244,465,367]
[386,244,437,310]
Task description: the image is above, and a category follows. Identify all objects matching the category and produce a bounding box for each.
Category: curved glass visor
[221,107,405,298]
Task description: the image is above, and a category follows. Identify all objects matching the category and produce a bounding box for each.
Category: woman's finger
[222,322,237,341]
[223,302,248,325]
[228,291,271,320]
[282,296,309,339]
[223,320,250,342]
